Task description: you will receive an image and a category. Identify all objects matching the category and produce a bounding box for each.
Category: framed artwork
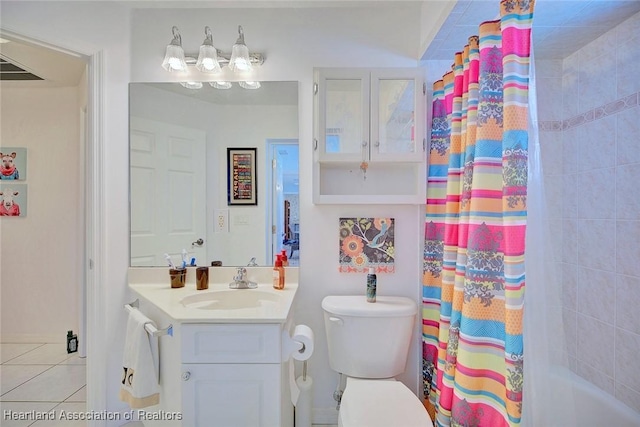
[227,147,257,206]
[339,217,395,273]
[0,147,27,181]
[0,183,27,217]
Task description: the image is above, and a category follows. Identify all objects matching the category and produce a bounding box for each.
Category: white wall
[209,103,298,265]
[1,1,132,422]
[0,86,80,342]
[132,7,426,423]
[129,83,298,266]
[1,2,436,425]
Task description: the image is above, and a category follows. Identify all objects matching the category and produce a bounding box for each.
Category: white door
[181,363,281,427]
[268,141,299,263]
[271,147,285,262]
[130,117,206,266]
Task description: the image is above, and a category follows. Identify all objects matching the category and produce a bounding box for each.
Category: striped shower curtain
[422,1,535,426]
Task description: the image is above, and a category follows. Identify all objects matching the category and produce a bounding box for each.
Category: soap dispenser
[273,255,285,290]
[280,250,289,267]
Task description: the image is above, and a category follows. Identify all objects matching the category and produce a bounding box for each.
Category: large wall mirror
[129,81,299,267]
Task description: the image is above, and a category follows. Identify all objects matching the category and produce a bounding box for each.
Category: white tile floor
[1,343,334,427]
[1,343,86,427]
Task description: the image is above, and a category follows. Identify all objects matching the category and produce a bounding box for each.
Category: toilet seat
[338,378,431,427]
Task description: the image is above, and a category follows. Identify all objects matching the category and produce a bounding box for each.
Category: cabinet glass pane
[325,79,363,154]
[377,79,415,154]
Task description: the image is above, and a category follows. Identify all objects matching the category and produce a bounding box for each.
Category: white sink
[180,289,281,310]
[128,267,298,322]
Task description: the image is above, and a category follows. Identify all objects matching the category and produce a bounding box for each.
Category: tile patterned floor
[1,343,86,427]
[1,343,334,426]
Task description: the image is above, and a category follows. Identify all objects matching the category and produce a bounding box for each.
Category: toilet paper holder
[281,324,314,363]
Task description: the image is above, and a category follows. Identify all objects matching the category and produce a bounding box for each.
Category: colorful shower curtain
[422,1,535,426]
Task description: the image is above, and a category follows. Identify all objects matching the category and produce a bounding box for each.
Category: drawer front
[182,324,281,363]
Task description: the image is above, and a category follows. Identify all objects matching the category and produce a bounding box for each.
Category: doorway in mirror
[267,140,299,266]
[283,200,299,261]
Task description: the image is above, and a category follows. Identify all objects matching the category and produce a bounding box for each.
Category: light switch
[215,209,229,233]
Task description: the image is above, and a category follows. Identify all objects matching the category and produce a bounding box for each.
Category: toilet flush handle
[329,316,344,326]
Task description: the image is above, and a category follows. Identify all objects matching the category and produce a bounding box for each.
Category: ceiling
[2,0,640,87]
[0,35,86,87]
[423,0,640,60]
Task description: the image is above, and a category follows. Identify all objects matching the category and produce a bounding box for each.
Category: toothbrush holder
[169,268,186,288]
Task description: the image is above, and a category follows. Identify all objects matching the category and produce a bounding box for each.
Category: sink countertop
[128,267,298,324]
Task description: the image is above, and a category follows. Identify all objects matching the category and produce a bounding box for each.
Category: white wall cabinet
[313,67,427,204]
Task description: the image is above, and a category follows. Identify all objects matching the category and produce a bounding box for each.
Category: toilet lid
[339,379,431,427]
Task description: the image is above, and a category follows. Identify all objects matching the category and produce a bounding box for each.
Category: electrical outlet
[215,209,229,233]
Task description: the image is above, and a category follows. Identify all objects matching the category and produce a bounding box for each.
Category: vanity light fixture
[161,26,188,72]
[238,81,261,90]
[195,26,221,74]
[229,25,252,72]
[180,81,203,90]
[209,81,232,89]
[162,25,264,74]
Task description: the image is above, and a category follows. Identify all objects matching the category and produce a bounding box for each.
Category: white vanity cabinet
[127,269,299,427]
[180,323,292,427]
[313,67,427,204]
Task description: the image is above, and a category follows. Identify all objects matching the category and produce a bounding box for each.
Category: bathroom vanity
[127,267,299,427]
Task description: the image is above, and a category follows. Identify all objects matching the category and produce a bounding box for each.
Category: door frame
[0,29,106,424]
[86,50,106,423]
[265,139,299,265]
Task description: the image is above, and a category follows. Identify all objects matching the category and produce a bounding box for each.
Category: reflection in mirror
[377,79,415,154]
[129,82,299,267]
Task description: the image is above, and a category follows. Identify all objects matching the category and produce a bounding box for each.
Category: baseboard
[313,407,339,425]
[1,333,65,344]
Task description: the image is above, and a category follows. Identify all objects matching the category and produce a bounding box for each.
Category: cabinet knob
[182,371,191,381]
[361,141,368,147]
[374,141,380,147]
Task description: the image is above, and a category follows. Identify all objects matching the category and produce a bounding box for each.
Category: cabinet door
[370,69,425,162]
[317,68,370,162]
[182,363,281,427]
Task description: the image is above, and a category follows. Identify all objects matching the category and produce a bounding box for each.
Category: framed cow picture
[0,183,27,217]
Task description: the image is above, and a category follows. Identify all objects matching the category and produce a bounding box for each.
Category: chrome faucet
[229,266,257,289]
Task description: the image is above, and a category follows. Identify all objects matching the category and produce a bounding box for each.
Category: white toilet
[322,295,431,427]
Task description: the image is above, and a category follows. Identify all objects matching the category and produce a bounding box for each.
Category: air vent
[0,58,43,81]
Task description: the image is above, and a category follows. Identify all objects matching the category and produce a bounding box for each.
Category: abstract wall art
[339,217,395,273]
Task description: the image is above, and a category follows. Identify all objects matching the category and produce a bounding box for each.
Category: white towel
[119,309,160,408]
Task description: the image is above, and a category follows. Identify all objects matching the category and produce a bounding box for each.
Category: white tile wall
[538,10,640,414]
[577,116,616,171]
[616,221,640,277]
[616,164,640,220]
[617,107,640,165]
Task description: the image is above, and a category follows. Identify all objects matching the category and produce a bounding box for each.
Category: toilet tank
[322,295,417,379]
